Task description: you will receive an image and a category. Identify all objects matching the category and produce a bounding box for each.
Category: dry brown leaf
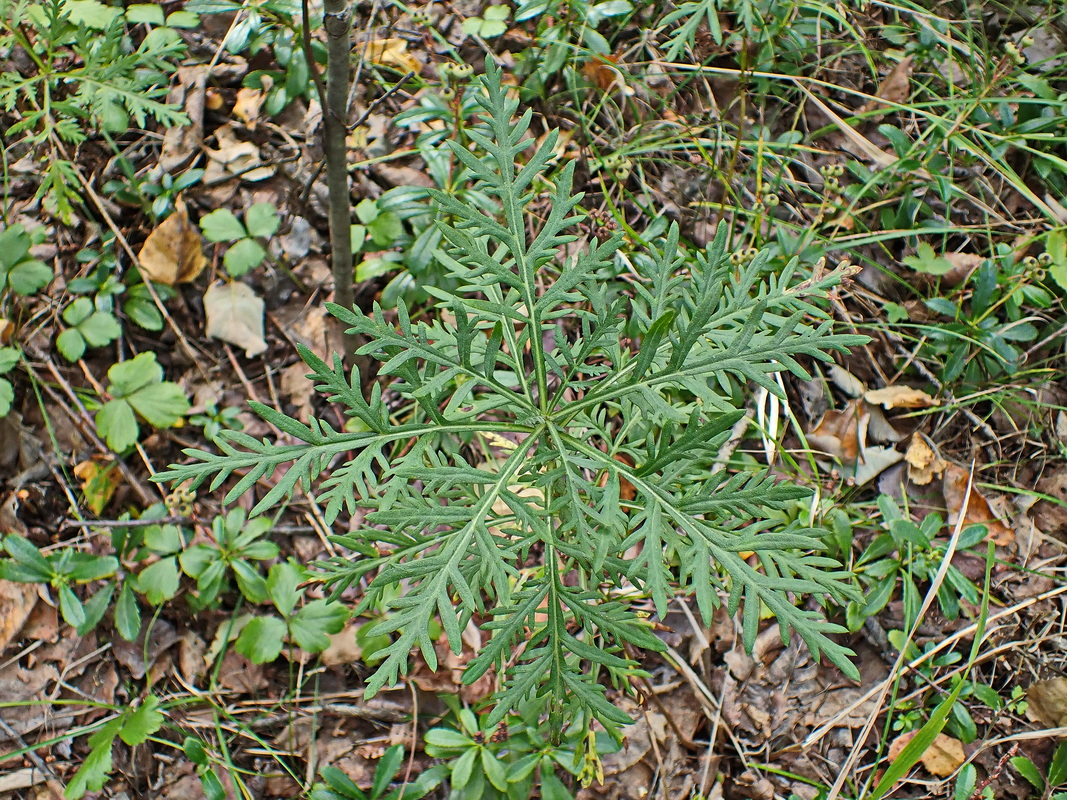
[137,197,207,285]
[865,385,938,409]
[905,434,947,485]
[158,65,209,173]
[366,38,422,75]
[1026,678,1067,728]
[861,55,913,114]
[809,400,867,463]
[0,580,36,652]
[204,124,275,183]
[203,281,267,358]
[281,362,314,422]
[888,731,965,776]
[321,622,362,667]
[233,82,269,129]
[942,463,1014,545]
[940,252,984,287]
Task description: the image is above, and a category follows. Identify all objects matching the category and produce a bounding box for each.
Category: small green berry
[1039,252,1053,267]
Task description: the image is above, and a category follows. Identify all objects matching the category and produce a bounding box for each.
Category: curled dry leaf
[1026,678,1067,728]
[203,281,268,358]
[366,38,422,75]
[942,463,1014,545]
[904,433,947,486]
[233,83,269,129]
[205,124,275,183]
[808,399,904,486]
[864,385,938,409]
[137,197,207,285]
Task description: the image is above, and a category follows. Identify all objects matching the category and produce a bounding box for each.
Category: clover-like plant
[160,64,864,735]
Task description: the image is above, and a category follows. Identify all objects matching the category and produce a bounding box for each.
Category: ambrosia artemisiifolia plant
[160,63,865,734]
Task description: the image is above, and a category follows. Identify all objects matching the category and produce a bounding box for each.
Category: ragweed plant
[159,64,864,735]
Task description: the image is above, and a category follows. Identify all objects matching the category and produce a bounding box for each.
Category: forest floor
[4,1,1067,799]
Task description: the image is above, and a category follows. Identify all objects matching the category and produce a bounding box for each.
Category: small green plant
[94,351,189,451]
[160,64,865,736]
[848,495,983,631]
[311,745,434,800]
[189,399,245,444]
[0,533,118,633]
[65,695,165,799]
[423,705,600,799]
[178,507,277,609]
[462,5,511,38]
[103,166,205,221]
[231,559,349,663]
[0,224,53,296]
[0,0,192,217]
[1011,740,1067,799]
[200,202,281,277]
[56,297,122,361]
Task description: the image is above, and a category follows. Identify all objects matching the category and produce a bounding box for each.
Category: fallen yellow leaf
[864,385,938,409]
[137,197,207,285]
[904,434,946,486]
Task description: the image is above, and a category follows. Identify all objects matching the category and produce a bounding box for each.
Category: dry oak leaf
[904,433,947,486]
[865,385,938,409]
[1026,678,1067,729]
[861,55,913,114]
[941,463,1014,545]
[366,38,422,75]
[137,197,207,285]
[203,281,268,358]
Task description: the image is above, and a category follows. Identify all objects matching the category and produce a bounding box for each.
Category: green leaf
[1012,756,1045,792]
[290,599,349,652]
[224,238,267,277]
[0,347,19,374]
[78,312,122,348]
[0,378,13,417]
[7,258,53,295]
[96,399,139,451]
[200,209,246,242]
[127,382,190,428]
[267,560,304,617]
[1049,741,1067,788]
[245,203,280,238]
[235,615,288,663]
[63,297,95,326]
[137,557,180,605]
[108,352,163,398]
[3,534,55,581]
[126,3,165,24]
[56,328,87,361]
[120,695,164,745]
[64,719,121,799]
